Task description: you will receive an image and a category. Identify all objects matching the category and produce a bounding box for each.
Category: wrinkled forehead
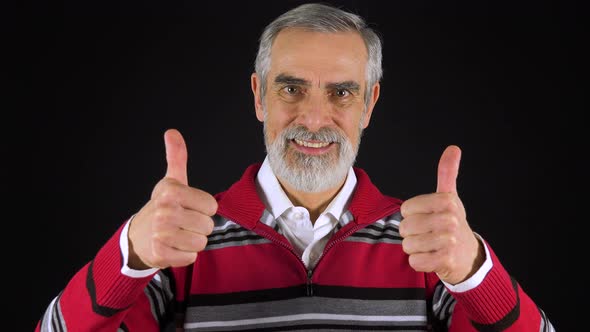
[269,28,368,87]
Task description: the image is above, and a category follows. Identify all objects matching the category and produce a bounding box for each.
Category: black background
[19,0,584,330]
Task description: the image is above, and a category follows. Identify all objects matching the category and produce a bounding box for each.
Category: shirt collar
[256,156,357,222]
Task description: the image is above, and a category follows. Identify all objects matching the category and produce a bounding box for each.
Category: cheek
[265,107,297,138]
[335,113,363,143]
[264,118,286,143]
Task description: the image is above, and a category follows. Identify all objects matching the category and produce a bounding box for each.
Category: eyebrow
[274,74,310,86]
[325,81,360,93]
[273,73,361,93]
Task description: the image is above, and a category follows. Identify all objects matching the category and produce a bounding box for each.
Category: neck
[278,177,346,223]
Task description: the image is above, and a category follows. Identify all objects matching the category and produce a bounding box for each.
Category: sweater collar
[215,163,402,230]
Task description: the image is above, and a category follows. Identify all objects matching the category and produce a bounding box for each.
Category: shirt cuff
[442,232,492,292]
[119,215,159,278]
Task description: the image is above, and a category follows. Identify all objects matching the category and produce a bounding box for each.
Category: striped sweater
[37,163,554,331]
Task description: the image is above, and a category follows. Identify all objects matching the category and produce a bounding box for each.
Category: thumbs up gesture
[399,145,485,285]
[127,129,218,270]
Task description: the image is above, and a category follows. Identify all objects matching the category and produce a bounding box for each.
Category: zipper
[311,223,365,269]
[306,270,313,296]
[312,206,402,268]
[248,217,387,297]
[257,227,314,295]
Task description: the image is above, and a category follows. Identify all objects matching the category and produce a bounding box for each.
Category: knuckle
[152,178,173,197]
[447,216,459,231]
[151,231,164,245]
[439,212,458,232]
[446,235,458,248]
[439,249,453,267]
[159,187,179,202]
[153,209,172,227]
[151,247,166,267]
[154,192,174,209]
[436,193,455,211]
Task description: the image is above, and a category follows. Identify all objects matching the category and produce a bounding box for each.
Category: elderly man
[37,3,553,331]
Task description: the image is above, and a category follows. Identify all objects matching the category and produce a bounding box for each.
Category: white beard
[264,122,361,193]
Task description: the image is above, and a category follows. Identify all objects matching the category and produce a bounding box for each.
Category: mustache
[281,125,345,143]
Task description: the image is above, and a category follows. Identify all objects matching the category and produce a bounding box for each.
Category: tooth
[294,139,329,148]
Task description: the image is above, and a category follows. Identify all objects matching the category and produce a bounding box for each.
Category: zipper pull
[306,270,313,296]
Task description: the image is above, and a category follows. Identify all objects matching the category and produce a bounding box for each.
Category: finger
[175,209,215,235]
[436,145,461,193]
[152,241,198,268]
[182,187,218,216]
[401,193,458,216]
[156,228,209,253]
[402,232,447,255]
[399,212,455,238]
[164,128,188,185]
[154,182,218,216]
[407,251,440,273]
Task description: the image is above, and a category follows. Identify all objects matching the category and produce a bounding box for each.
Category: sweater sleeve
[35,220,177,332]
[427,239,555,331]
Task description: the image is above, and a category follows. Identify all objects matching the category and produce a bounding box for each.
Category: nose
[295,93,333,132]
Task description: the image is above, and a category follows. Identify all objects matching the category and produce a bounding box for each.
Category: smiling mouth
[293,139,333,148]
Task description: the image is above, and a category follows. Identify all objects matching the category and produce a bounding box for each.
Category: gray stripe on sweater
[40,293,67,332]
[355,226,401,237]
[344,212,403,244]
[144,271,175,324]
[184,297,426,330]
[206,217,271,251]
[185,314,427,331]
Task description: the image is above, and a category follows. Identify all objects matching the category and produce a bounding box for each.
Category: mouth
[290,139,336,155]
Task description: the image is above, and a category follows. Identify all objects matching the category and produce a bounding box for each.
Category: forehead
[269,28,368,83]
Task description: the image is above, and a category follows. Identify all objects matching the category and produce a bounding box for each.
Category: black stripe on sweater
[206,234,266,246]
[314,285,425,300]
[237,324,427,331]
[349,232,403,241]
[189,285,425,306]
[118,322,129,332]
[50,292,64,332]
[471,277,520,332]
[145,282,165,322]
[86,260,128,317]
[209,225,249,238]
[363,224,400,233]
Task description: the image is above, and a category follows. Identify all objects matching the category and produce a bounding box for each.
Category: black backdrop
[22,0,584,330]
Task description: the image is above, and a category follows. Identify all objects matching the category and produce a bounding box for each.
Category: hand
[399,145,484,285]
[127,129,217,270]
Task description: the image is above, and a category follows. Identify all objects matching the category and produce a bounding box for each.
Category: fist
[127,129,218,269]
[399,145,484,285]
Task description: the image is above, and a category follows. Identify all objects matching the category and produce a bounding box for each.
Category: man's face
[251,28,379,192]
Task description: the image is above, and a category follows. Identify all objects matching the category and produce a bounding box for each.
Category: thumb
[164,128,188,185]
[436,145,461,193]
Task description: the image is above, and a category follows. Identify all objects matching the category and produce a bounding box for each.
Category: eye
[283,86,300,95]
[334,89,350,98]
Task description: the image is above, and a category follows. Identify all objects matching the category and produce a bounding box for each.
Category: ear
[361,82,380,129]
[251,73,265,122]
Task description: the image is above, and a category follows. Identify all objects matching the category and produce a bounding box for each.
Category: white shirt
[255,157,357,269]
[120,156,492,292]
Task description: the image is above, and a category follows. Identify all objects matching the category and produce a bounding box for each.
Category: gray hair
[254,3,383,107]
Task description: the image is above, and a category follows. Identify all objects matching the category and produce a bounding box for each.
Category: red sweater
[36,163,552,331]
